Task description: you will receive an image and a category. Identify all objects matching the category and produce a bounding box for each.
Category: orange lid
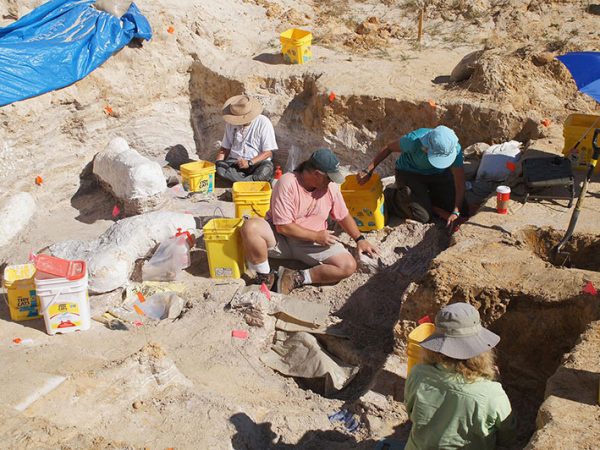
[34,254,86,280]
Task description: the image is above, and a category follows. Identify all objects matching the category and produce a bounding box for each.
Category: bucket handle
[40,288,63,315]
[251,203,265,216]
[213,206,225,218]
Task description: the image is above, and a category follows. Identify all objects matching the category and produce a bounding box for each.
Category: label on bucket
[48,302,81,329]
[15,291,39,318]
[199,177,210,192]
[215,267,233,277]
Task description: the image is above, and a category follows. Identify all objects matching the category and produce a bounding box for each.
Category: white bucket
[35,272,90,335]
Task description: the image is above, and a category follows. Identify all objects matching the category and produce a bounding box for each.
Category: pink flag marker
[260,283,271,301]
[231,329,249,340]
[582,281,597,296]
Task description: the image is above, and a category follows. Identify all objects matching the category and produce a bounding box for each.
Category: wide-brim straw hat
[222,95,263,126]
[420,302,500,360]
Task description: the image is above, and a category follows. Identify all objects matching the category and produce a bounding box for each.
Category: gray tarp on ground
[260,331,358,391]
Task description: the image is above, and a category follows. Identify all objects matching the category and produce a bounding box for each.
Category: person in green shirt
[404,302,517,450]
[358,126,468,228]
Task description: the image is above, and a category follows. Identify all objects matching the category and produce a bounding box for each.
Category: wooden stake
[418,9,424,42]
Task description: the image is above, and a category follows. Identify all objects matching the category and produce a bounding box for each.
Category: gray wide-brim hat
[222,95,263,126]
[420,302,500,360]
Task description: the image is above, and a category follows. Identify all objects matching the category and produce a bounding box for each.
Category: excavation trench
[491,293,599,447]
[187,60,546,173]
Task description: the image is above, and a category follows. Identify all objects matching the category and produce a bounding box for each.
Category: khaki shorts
[267,225,349,266]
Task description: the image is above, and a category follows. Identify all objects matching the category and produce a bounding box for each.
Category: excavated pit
[397,222,600,448]
[490,294,599,447]
[523,226,600,271]
[399,284,600,448]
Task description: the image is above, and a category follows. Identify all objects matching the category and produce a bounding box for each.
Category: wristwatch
[354,235,366,243]
[248,160,254,167]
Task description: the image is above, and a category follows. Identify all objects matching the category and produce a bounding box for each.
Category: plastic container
[496,186,511,214]
[180,160,216,193]
[233,181,272,219]
[142,228,194,281]
[3,264,40,321]
[280,28,313,65]
[35,264,90,335]
[562,114,600,173]
[133,293,168,320]
[203,218,245,279]
[407,322,436,376]
[341,173,387,231]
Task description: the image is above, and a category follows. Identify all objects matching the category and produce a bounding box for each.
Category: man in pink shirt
[240,148,379,294]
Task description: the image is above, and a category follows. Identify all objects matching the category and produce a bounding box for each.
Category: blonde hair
[423,348,497,382]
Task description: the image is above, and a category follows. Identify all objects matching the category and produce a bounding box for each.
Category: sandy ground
[1,0,600,448]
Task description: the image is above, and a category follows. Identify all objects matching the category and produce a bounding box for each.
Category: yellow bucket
[341,173,387,231]
[3,263,40,321]
[203,218,246,279]
[280,28,313,65]
[180,160,216,193]
[233,181,272,219]
[407,322,436,376]
[562,114,600,173]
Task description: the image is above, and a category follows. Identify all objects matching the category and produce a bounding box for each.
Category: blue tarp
[557,52,600,103]
[0,0,152,107]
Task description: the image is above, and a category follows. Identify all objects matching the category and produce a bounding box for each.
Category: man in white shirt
[216,95,278,182]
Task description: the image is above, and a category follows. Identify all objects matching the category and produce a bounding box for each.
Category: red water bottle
[272,165,283,187]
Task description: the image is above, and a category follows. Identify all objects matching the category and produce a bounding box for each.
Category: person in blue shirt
[358,126,467,227]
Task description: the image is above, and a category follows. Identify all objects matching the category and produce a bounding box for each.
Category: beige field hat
[420,302,500,360]
[222,95,263,126]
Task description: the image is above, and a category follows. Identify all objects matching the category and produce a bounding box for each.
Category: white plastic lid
[496,185,511,194]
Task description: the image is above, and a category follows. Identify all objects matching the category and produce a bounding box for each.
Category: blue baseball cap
[419,126,459,169]
[310,148,344,183]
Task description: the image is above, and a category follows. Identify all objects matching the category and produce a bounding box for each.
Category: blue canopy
[0,0,152,107]
[557,52,600,103]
